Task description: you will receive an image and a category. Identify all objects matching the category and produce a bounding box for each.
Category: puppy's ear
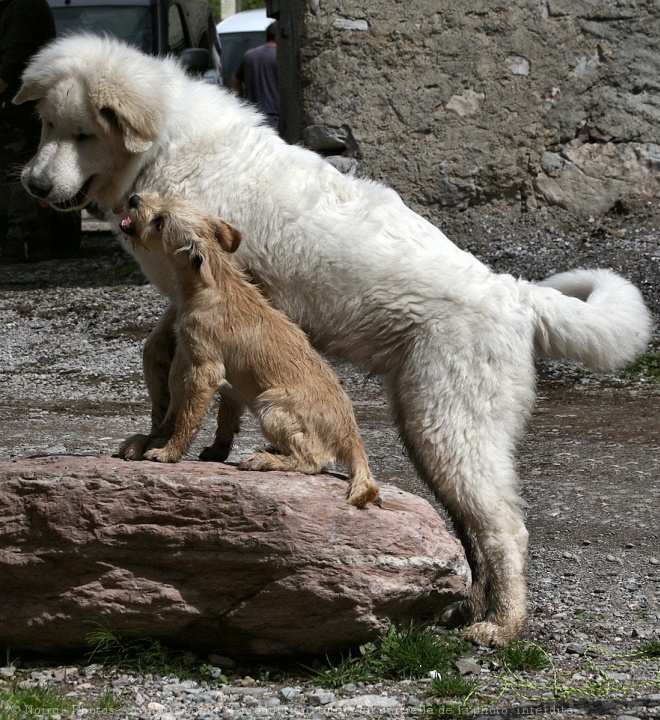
[214,220,242,254]
[89,77,163,153]
[190,241,216,285]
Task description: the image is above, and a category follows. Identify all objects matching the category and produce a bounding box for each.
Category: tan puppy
[119,193,380,509]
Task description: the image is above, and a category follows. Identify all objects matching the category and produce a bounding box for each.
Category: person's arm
[231,56,246,96]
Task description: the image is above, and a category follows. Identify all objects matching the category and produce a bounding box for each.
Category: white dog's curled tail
[529,268,653,372]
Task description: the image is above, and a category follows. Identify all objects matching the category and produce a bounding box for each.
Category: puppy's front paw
[144,446,182,463]
[117,433,149,461]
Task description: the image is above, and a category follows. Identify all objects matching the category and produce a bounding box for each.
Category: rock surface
[0,455,469,657]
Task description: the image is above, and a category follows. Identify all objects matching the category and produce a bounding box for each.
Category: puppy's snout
[128,194,141,209]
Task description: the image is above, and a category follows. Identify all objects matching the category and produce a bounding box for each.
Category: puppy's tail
[528,268,653,372]
[343,444,381,509]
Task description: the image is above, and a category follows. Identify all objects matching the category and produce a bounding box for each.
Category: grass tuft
[86,624,186,675]
[308,648,380,689]
[309,623,471,688]
[638,640,660,659]
[496,641,552,672]
[430,671,478,698]
[619,351,660,381]
[0,684,74,720]
[377,624,461,679]
[96,689,124,712]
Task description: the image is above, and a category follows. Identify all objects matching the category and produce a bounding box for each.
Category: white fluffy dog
[15,35,652,646]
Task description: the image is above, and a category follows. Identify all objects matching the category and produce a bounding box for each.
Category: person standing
[0,0,78,261]
[231,21,280,131]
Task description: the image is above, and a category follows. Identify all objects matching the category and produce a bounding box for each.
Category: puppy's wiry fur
[120,193,380,509]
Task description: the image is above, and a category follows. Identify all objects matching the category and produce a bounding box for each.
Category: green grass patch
[85,625,230,682]
[495,641,553,672]
[308,649,381,689]
[619,351,660,381]
[637,640,660,658]
[376,623,466,679]
[0,684,74,720]
[96,689,123,712]
[310,623,471,688]
[86,624,187,676]
[430,671,479,698]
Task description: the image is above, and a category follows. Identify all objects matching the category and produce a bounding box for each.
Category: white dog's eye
[75,132,94,142]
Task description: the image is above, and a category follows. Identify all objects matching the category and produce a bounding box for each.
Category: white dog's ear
[214,220,242,254]
[13,78,48,104]
[12,42,54,104]
[89,79,162,153]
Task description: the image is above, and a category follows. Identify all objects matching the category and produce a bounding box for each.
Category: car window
[51,7,154,54]
[168,3,188,55]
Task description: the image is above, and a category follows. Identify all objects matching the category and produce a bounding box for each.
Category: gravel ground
[0,202,658,719]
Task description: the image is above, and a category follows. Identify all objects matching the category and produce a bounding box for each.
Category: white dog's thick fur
[16,35,653,646]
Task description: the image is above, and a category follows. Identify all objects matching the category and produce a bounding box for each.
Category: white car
[216,8,275,86]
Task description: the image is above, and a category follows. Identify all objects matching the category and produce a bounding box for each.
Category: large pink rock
[0,456,468,657]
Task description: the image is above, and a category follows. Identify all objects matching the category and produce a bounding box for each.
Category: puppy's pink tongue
[37,199,49,208]
[119,217,134,233]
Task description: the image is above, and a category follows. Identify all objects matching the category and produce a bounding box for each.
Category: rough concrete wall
[284,0,660,216]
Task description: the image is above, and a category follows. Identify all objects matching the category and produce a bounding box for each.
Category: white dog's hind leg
[388,336,534,647]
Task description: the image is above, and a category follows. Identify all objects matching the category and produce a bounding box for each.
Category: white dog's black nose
[128,194,141,209]
[27,179,52,200]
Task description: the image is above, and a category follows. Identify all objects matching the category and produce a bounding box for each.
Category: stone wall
[275,0,660,217]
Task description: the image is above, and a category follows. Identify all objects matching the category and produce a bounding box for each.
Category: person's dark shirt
[235,43,279,122]
[0,0,55,101]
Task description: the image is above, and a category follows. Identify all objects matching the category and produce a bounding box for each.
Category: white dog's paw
[199,442,232,462]
[462,620,522,648]
[117,433,149,461]
[439,600,471,629]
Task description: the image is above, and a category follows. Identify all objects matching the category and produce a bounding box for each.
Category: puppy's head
[119,193,242,281]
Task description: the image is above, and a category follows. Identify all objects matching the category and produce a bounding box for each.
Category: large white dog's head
[14,35,171,212]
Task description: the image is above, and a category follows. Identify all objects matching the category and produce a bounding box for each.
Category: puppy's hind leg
[238,391,330,474]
